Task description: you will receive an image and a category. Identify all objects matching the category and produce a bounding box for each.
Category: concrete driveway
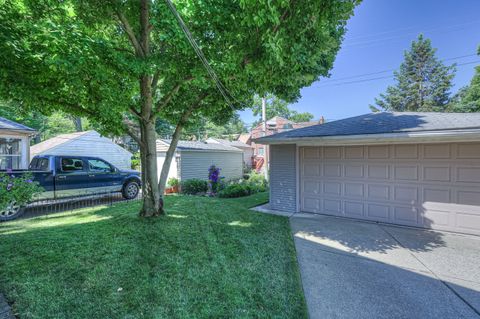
[291,213,480,319]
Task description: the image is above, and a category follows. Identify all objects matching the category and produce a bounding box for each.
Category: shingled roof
[0,117,35,133]
[158,139,242,152]
[257,112,480,143]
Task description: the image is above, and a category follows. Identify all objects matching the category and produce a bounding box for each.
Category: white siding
[179,151,243,181]
[32,131,132,170]
[157,153,180,180]
[242,147,254,167]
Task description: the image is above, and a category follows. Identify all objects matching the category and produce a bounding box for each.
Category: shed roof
[206,138,251,149]
[31,130,132,156]
[257,112,480,143]
[0,116,35,133]
[158,139,242,152]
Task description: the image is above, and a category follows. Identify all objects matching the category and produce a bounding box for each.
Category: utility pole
[262,96,268,180]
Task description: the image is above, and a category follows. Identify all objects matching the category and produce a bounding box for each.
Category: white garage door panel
[300,143,480,236]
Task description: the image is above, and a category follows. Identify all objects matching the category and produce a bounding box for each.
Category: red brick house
[241,116,324,171]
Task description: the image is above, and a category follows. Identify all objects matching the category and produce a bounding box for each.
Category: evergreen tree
[371,35,456,112]
[448,47,480,112]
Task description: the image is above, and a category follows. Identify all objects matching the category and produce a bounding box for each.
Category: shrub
[167,177,179,188]
[131,152,141,170]
[180,179,208,195]
[247,171,268,192]
[0,172,43,211]
[218,183,254,198]
[217,172,268,198]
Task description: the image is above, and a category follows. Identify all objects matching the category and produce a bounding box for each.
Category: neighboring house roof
[0,116,35,133]
[266,116,292,125]
[257,112,480,144]
[157,139,243,152]
[206,138,251,149]
[238,133,251,144]
[31,130,132,157]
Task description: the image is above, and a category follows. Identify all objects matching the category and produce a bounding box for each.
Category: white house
[206,137,253,168]
[31,130,132,170]
[156,139,243,181]
[0,117,36,170]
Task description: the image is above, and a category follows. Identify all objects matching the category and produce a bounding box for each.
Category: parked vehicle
[1,155,141,220]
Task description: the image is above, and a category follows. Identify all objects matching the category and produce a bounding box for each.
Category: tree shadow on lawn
[0,195,306,319]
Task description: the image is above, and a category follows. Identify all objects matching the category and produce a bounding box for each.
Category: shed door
[300,143,480,236]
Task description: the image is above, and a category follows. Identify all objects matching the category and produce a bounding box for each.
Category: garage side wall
[269,144,297,212]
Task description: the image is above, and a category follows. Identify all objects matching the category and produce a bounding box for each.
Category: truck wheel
[122,181,140,200]
[0,201,25,221]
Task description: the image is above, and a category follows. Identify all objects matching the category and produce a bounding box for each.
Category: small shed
[156,139,243,181]
[0,117,36,169]
[31,130,132,170]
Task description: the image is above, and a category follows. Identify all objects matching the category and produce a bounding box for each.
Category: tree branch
[129,105,142,118]
[157,92,208,194]
[272,0,295,34]
[115,10,145,57]
[123,118,143,147]
[152,76,194,116]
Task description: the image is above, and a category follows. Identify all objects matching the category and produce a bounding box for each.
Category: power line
[315,60,480,88]
[347,19,480,42]
[164,0,250,112]
[319,53,478,84]
[344,19,480,49]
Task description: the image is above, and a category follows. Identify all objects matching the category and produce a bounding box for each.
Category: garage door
[300,143,480,236]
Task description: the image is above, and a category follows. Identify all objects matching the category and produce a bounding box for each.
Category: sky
[239,0,480,126]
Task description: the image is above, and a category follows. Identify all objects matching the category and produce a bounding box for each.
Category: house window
[0,138,22,170]
[258,147,265,156]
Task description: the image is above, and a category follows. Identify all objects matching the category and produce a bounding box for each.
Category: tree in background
[251,94,314,126]
[0,101,88,142]
[0,0,358,216]
[156,113,247,141]
[371,35,456,112]
[448,47,480,112]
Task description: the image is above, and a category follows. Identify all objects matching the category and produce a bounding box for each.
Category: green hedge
[180,179,208,195]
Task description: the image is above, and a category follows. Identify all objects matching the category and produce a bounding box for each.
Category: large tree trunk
[139,119,164,216]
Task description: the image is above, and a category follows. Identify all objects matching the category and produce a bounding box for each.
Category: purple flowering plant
[0,172,43,210]
[207,165,223,196]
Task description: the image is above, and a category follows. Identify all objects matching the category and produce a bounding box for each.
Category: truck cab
[29,155,142,200]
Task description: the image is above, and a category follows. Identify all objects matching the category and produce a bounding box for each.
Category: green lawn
[0,193,307,319]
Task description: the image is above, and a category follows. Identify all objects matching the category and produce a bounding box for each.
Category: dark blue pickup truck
[1,155,141,220]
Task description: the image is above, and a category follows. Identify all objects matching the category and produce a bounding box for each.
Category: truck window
[30,158,49,171]
[61,158,84,172]
[88,159,113,173]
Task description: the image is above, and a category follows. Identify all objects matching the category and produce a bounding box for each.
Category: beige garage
[258,112,480,236]
[300,143,480,235]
